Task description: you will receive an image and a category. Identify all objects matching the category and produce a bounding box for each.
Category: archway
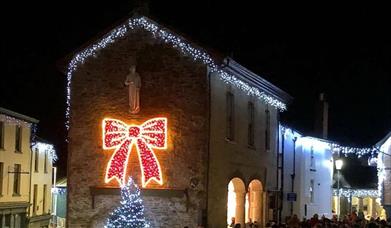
[227,178,246,227]
[247,179,263,225]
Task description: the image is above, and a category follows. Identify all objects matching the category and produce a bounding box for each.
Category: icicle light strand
[66,17,287,129]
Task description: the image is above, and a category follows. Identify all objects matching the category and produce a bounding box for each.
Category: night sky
[1,2,390,177]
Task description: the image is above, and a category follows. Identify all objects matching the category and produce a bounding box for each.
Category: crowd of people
[228,211,391,227]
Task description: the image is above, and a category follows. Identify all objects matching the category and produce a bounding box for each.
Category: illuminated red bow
[102,117,167,187]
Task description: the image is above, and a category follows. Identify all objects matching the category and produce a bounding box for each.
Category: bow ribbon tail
[136,138,162,187]
[105,139,132,186]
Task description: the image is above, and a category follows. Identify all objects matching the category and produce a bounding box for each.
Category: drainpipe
[276,116,280,223]
[290,137,297,216]
[279,129,285,224]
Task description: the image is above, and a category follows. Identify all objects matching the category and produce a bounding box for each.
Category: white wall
[280,127,333,220]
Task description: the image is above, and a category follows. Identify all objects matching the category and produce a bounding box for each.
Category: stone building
[377,132,391,217]
[63,15,292,227]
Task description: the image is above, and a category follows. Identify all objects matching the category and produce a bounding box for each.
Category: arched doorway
[247,179,263,225]
[227,178,246,227]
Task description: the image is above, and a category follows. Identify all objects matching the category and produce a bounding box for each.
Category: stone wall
[67,28,209,227]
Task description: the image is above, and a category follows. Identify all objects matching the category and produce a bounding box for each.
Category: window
[265,109,270,150]
[35,148,39,172]
[33,184,38,214]
[44,150,48,173]
[0,121,4,149]
[43,184,47,213]
[13,164,21,195]
[15,125,22,152]
[310,179,314,203]
[226,92,235,140]
[310,146,316,171]
[248,102,255,146]
[0,162,3,196]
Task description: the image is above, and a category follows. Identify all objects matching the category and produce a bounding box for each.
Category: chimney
[314,93,329,139]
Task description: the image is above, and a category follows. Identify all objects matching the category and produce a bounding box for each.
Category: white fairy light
[0,114,31,128]
[66,16,287,129]
[333,188,380,198]
[32,141,58,162]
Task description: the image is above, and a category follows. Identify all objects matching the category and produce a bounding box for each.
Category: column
[370,197,377,218]
[236,192,246,227]
[357,197,363,212]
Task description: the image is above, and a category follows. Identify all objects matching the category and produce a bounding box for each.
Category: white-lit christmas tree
[105,177,150,228]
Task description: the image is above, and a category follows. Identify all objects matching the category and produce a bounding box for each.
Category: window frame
[15,125,22,153]
[226,91,235,141]
[13,164,21,195]
[247,101,255,147]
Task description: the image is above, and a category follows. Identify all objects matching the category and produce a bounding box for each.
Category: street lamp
[335,159,344,220]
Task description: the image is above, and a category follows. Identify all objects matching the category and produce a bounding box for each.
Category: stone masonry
[67,28,209,227]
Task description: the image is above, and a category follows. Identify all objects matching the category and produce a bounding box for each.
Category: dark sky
[1,2,390,177]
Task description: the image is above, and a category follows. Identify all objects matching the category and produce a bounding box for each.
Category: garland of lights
[0,114,31,128]
[52,187,67,195]
[32,142,58,162]
[66,16,287,129]
[102,117,167,187]
[333,188,380,198]
[105,177,150,228]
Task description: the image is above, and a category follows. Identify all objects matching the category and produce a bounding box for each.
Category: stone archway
[247,179,264,225]
[227,177,246,227]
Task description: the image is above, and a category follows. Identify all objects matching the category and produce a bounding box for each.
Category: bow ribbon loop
[102,118,167,187]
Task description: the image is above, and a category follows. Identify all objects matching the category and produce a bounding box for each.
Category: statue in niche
[124,65,141,114]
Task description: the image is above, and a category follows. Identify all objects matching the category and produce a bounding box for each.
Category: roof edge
[0,107,39,123]
[223,57,293,104]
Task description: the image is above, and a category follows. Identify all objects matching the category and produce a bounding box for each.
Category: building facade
[0,108,38,227]
[29,142,55,228]
[0,108,54,228]
[64,15,291,227]
[279,126,334,221]
[378,132,391,217]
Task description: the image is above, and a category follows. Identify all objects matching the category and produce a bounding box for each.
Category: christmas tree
[105,177,150,228]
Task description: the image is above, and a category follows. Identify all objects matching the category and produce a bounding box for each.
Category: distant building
[0,107,55,227]
[279,126,334,220]
[51,177,66,228]
[29,141,55,227]
[377,132,391,218]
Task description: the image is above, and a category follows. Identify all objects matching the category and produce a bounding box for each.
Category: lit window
[310,179,314,203]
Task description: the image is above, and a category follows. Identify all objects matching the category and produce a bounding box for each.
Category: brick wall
[67,29,209,227]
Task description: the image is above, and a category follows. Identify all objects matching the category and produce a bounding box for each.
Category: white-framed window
[310,179,314,203]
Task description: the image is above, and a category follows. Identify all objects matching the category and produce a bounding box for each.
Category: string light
[66,16,287,129]
[105,177,150,227]
[333,188,379,198]
[52,187,67,195]
[0,114,32,128]
[102,117,167,187]
[32,141,58,162]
